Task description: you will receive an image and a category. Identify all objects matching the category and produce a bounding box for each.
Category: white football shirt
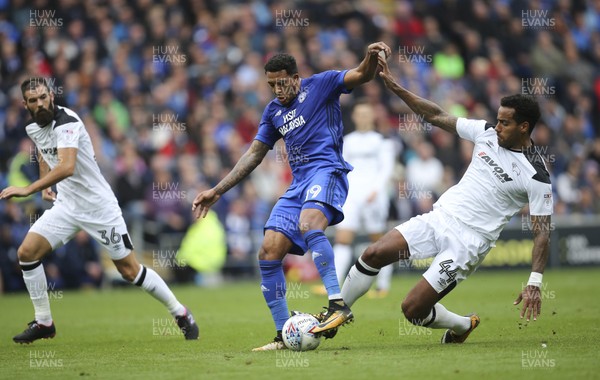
[343,130,395,198]
[25,106,119,214]
[434,118,553,241]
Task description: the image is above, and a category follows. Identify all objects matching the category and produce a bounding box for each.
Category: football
[282,314,322,351]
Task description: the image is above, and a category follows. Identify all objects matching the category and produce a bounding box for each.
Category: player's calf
[401,300,434,326]
[114,256,140,282]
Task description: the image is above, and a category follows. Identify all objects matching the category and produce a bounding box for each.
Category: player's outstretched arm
[192,140,270,219]
[514,215,551,321]
[0,147,76,200]
[344,42,392,89]
[377,56,458,134]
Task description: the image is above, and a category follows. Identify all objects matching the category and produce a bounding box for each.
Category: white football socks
[341,257,379,307]
[422,303,471,334]
[333,243,353,286]
[133,265,186,317]
[376,264,393,291]
[21,261,53,325]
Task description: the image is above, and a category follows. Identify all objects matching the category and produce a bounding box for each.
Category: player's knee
[17,243,41,262]
[298,221,310,235]
[298,219,321,235]
[258,242,284,261]
[298,210,328,234]
[361,244,385,269]
[257,246,268,261]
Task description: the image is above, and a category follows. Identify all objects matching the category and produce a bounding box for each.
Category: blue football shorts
[264,168,349,255]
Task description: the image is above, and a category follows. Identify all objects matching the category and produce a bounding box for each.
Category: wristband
[527,272,543,287]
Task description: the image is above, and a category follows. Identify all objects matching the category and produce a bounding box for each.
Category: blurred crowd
[1,0,599,291]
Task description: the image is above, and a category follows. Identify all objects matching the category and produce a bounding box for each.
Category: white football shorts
[396,207,495,294]
[29,202,134,260]
[337,191,389,234]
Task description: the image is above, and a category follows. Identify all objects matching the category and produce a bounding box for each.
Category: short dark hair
[264,53,298,75]
[21,77,52,99]
[500,94,541,135]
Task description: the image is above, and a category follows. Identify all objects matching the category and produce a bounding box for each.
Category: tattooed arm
[192,140,270,219]
[214,140,270,195]
[377,56,458,134]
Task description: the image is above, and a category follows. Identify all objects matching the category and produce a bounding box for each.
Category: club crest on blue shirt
[298,91,307,103]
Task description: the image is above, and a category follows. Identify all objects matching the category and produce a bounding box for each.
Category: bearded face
[23,85,55,127]
[32,101,55,126]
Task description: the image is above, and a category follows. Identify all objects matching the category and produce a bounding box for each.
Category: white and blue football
[282,314,321,351]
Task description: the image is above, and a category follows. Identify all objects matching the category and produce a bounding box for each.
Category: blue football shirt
[255,70,354,181]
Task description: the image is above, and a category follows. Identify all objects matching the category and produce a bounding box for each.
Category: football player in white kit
[333,101,395,297]
[318,56,553,343]
[0,78,198,343]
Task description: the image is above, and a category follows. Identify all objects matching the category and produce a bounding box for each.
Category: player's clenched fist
[366,42,391,59]
[377,55,397,90]
[192,188,220,219]
[42,188,56,202]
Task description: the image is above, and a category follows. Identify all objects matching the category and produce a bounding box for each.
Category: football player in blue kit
[192,42,391,350]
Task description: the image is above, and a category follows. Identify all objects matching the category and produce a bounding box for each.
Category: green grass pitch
[1,268,598,380]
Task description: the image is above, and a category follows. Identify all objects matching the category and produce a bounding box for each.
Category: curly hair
[264,53,298,75]
[500,94,541,135]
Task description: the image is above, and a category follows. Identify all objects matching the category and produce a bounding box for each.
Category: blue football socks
[304,230,342,299]
[259,260,289,331]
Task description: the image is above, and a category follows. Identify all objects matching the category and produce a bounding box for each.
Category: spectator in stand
[0,0,599,289]
[406,140,444,196]
[556,158,583,208]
